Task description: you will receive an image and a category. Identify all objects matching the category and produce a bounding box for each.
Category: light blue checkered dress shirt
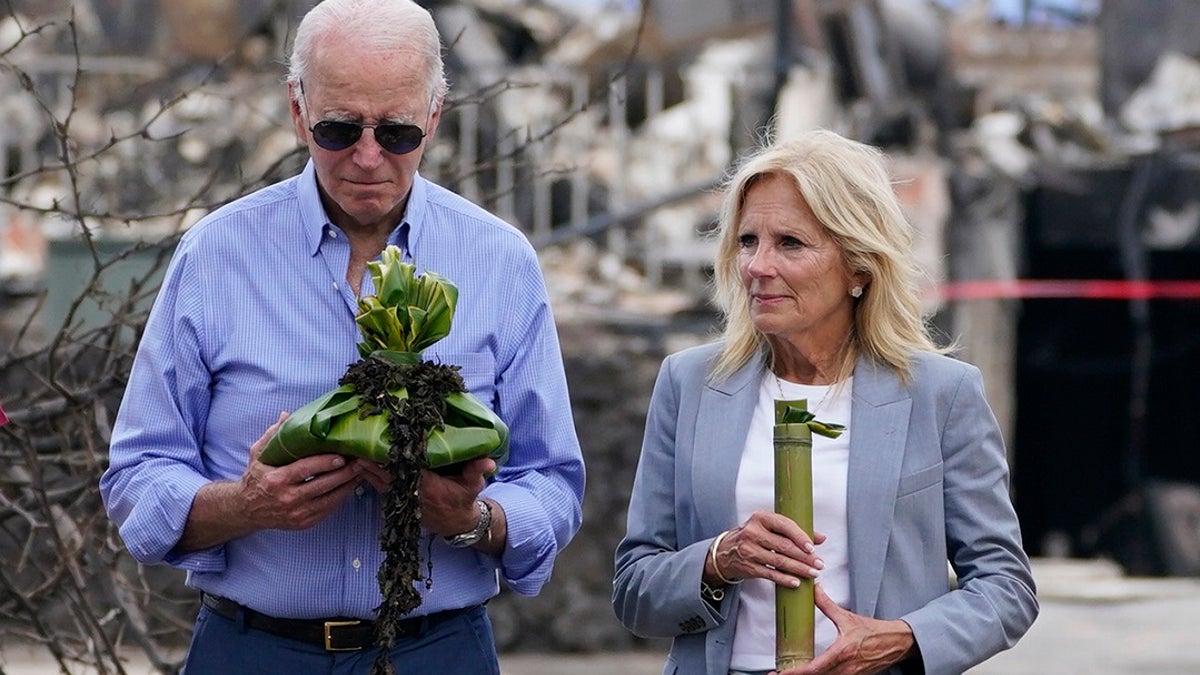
[100,161,585,620]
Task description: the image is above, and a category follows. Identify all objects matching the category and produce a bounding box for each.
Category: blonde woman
[613,130,1037,675]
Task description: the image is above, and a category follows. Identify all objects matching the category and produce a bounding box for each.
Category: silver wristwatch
[445,499,492,548]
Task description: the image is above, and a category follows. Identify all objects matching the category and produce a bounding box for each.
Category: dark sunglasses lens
[374,125,425,155]
[312,121,362,151]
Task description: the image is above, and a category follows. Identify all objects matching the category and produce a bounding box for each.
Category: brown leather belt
[201,593,472,651]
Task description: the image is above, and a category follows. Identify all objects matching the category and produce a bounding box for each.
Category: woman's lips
[752,293,789,305]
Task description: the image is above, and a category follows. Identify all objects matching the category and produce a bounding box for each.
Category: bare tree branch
[1,2,662,670]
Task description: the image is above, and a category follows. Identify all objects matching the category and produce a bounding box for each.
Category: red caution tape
[933,280,1200,301]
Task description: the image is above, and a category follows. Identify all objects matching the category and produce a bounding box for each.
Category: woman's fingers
[720,512,826,585]
[746,510,820,551]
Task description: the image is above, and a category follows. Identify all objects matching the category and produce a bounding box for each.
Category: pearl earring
[850,285,863,298]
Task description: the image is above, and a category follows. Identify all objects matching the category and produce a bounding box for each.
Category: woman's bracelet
[708,530,743,586]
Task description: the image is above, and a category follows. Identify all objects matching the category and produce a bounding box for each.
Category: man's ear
[425,97,443,140]
[287,81,307,144]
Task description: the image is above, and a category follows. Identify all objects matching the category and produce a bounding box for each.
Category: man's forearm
[177,481,255,551]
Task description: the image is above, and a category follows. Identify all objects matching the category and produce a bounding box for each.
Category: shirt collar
[298,161,329,257]
[297,160,428,260]
[394,171,428,261]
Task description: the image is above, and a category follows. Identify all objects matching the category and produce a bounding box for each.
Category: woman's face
[736,173,858,347]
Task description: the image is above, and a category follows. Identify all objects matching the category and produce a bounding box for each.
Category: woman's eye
[737,234,757,248]
[780,236,805,248]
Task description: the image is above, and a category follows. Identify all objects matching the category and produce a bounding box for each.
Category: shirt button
[355,485,365,497]
[352,558,362,570]
[327,228,338,238]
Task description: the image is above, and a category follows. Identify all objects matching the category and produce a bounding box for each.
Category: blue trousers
[181,604,500,674]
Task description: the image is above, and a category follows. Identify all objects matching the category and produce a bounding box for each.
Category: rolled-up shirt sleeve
[100,245,225,572]
[484,250,584,595]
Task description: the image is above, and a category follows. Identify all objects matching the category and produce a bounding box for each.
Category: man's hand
[352,458,392,493]
[417,457,505,554]
[178,412,363,551]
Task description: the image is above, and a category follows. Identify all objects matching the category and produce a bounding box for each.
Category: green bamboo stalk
[774,399,846,669]
[774,398,815,670]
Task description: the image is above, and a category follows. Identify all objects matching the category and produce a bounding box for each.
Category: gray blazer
[613,342,1037,675]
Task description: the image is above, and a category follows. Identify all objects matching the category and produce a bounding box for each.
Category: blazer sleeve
[612,353,730,639]
[901,363,1039,675]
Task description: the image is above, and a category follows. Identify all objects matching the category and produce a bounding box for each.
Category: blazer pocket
[896,462,943,498]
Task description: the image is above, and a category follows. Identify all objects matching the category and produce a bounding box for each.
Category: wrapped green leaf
[257,372,509,469]
[774,399,844,671]
[257,248,508,469]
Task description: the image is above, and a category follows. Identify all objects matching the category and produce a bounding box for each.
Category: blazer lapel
[693,358,761,533]
[846,358,911,617]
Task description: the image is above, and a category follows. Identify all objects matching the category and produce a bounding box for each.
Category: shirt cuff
[119,469,226,573]
[484,481,556,595]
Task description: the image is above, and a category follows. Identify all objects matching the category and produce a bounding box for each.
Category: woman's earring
[850,285,863,298]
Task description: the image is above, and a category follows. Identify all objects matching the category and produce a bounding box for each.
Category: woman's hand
[707,509,827,588]
[776,584,917,675]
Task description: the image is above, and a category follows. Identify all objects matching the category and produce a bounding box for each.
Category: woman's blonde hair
[710,129,943,383]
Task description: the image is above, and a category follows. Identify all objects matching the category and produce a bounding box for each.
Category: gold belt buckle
[323,620,363,651]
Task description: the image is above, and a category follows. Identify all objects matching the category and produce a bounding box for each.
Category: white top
[728,373,853,670]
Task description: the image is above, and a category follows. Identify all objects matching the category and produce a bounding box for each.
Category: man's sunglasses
[309,119,426,155]
[299,80,429,155]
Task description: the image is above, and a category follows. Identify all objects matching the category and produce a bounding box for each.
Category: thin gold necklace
[774,373,833,416]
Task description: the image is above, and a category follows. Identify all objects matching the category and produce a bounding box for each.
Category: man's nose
[351,128,386,167]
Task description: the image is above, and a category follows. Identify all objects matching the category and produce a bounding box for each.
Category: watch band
[445,499,492,548]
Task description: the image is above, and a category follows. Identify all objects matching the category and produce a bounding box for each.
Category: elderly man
[99,1,585,672]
